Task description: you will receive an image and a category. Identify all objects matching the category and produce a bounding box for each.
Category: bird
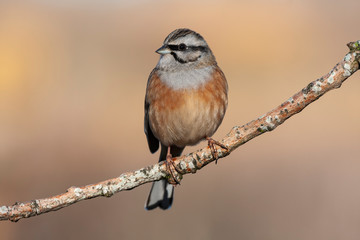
[144,28,228,210]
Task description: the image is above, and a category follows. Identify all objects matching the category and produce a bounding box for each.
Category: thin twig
[1,41,359,222]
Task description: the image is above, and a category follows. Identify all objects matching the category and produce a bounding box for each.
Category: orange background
[1,1,360,239]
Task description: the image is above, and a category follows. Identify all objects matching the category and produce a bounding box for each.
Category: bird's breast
[147,68,228,147]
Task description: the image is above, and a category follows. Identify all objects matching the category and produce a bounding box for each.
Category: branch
[1,41,359,222]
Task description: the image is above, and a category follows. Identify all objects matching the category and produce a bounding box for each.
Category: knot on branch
[347,41,360,67]
[347,41,360,52]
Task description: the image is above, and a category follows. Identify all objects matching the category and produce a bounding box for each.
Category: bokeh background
[1,0,359,239]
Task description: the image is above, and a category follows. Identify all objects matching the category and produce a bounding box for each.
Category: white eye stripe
[168,34,208,48]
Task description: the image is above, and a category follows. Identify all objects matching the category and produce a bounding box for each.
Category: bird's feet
[206,137,228,164]
[165,149,182,185]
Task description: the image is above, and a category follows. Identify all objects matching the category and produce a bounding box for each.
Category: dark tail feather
[145,145,184,210]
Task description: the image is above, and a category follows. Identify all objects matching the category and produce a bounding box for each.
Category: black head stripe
[167,44,207,52]
[168,44,184,51]
[190,46,207,52]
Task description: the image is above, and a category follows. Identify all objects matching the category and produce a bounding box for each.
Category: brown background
[1,0,360,239]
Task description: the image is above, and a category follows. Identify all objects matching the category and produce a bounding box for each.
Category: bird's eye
[179,43,187,51]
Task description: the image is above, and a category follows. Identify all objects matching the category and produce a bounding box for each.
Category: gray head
[155,28,217,71]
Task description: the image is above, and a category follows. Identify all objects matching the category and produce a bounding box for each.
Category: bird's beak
[156,45,171,55]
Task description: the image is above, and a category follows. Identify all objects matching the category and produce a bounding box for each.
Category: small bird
[144,28,228,210]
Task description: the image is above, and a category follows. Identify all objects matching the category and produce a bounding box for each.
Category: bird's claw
[206,137,229,164]
[165,154,182,185]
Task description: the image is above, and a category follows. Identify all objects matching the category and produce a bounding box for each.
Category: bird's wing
[144,69,160,153]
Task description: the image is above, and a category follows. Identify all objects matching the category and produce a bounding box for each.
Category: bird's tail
[145,145,184,210]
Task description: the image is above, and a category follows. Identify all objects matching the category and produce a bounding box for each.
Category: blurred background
[0,0,359,239]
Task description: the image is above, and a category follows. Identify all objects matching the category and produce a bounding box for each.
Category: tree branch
[1,41,359,222]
